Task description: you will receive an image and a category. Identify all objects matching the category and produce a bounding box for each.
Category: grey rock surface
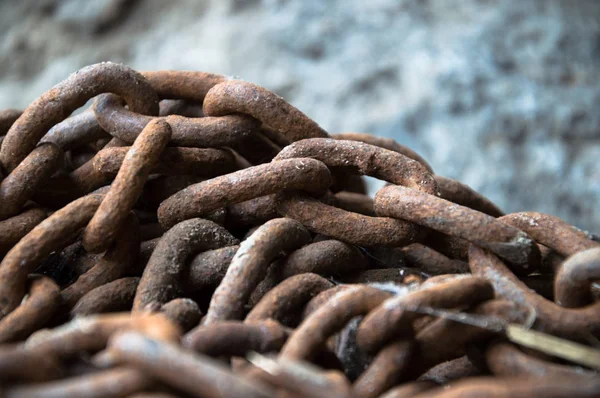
[0,0,598,231]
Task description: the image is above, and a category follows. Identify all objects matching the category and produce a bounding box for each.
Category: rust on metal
[24,312,181,357]
[0,143,63,220]
[353,340,416,398]
[554,247,600,308]
[41,109,109,150]
[94,93,259,147]
[0,207,47,256]
[0,194,105,317]
[183,319,288,357]
[277,191,421,247]
[63,213,139,307]
[83,119,171,253]
[160,298,203,332]
[71,277,140,317]
[203,80,329,142]
[485,341,598,379]
[279,239,368,279]
[435,175,504,217]
[1,62,159,172]
[0,63,597,396]
[0,344,64,382]
[134,218,238,311]
[275,138,438,195]
[204,218,311,324]
[182,245,239,293]
[0,108,22,136]
[246,273,334,324]
[499,212,599,258]
[0,275,60,343]
[94,145,238,177]
[158,158,331,228]
[2,367,152,398]
[141,70,227,101]
[333,132,434,174]
[105,331,275,398]
[356,276,494,354]
[469,245,600,339]
[281,285,392,361]
[375,184,539,272]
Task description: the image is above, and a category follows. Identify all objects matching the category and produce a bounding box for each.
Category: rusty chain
[0,62,598,397]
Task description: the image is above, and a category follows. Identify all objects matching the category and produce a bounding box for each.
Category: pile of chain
[0,62,598,397]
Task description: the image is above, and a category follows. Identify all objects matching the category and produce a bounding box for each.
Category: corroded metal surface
[0,64,597,397]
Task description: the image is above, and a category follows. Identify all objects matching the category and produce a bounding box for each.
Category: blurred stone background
[0,0,598,232]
